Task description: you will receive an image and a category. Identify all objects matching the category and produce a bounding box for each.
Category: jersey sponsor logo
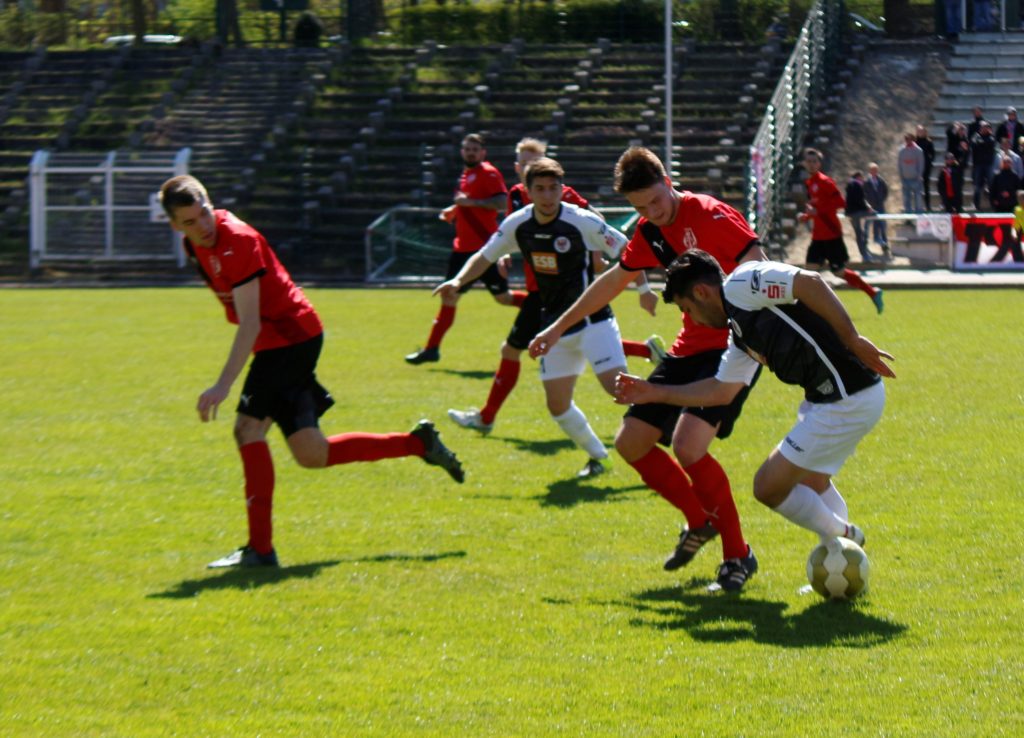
[531,252,559,274]
[534,232,552,239]
[683,228,697,250]
[554,236,571,253]
[764,283,786,299]
[604,234,618,249]
[784,436,805,453]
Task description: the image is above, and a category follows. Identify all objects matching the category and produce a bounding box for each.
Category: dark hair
[159,175,209,217]
[803,147,823,161]
[614,146,666,194]
[462,133,486,147]
[662,249,725,304]
[524,157,565,188]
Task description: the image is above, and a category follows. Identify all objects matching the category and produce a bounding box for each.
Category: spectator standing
[947,121,971,169]
[863,163,891,258]
[844,171,875,262]
[937,151,965,213]
[989,157,1020,212]
[897,133,925,214]
[996,107,1024,155]
[967,106,985,143]
[943,0,962,39]
[915,125,936,211]
[991,136,1024,179]
[970,121,998,210]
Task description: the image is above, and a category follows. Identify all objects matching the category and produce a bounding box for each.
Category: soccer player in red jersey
[530,147,765,591]
[799,148,884,314]
[405,133,522,365]
[446,137,665,439]
[160,175,464,569]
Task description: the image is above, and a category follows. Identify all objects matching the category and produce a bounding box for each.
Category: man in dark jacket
[970,121,997,210]
[863,163,891,258]
[989,156,1020,212]
[936,152,964,213]
[845,171,875,262]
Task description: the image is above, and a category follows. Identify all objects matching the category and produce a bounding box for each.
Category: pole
[664,0,673,178]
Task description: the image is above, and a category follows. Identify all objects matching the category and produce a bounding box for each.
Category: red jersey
[804,171,845,240]
[453,160,507,253]
[507,182,591,292]
[620,192,758,357]
[184,210,323,353]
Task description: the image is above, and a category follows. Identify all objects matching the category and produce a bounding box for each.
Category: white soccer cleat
[447,408,494,435]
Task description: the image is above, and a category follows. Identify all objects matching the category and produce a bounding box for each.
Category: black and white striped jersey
[481,202,628,334]
[716,261,881,403]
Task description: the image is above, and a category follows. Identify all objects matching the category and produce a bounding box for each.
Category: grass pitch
[1,286,1022,737]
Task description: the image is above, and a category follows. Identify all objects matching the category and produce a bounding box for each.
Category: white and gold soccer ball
[806,538,870,600]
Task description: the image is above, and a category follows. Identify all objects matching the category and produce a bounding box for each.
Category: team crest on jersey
[466,173,477,184]
[531,252,559,274]
[683,228,697,250]
[554,236,571,253]
[209,255,222,275]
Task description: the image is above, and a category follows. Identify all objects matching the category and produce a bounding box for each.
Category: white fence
[30,148,191,269]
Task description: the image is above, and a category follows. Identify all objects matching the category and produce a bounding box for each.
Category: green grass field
[1,286,1022,737]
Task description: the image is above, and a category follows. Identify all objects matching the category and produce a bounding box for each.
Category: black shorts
[238,333,335,438]
[806,237,849,272]
[624,349,760,446]
[506,291,543,350]
[447,250,510,296]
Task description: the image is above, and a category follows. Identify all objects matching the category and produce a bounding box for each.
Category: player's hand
[197,384,230,422]
[453,192,472,207]
[439,205,456,223]
[528,327,561,359]
[432,279,460,299]
[614,372,657,405]
[497,254,511,279]
[850,336,896,379]
[639,290,658,316]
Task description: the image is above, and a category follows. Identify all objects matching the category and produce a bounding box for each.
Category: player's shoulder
[725,260,798,300]
[501,204,535,229]
[559,201,601,227]
[217,210,264,246]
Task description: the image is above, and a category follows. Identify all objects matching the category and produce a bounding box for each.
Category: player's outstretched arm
[792,272,896,378]
[432,251,494,301]
[614,372,742,408]
[529,264,635,358]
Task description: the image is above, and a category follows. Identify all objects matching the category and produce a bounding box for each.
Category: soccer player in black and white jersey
[615,249,895,588]
[434,157,630,478]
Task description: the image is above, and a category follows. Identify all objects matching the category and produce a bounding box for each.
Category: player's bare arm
[453,193,506,211]
[634,272,658,316]
[198,278,261,422]
[792,272,896,378]
[528,263,636,357]
[432,250,495,300]
[613,372,743,408]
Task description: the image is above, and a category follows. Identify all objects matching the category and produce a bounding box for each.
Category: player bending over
[161,175,464,569]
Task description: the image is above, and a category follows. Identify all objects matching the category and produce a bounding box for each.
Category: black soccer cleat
[411,419,464,483]
[713,546,758,592]
[663,521,719,571]
[405,347,440,365]
[577,457,608,479]
[207,545,280,569]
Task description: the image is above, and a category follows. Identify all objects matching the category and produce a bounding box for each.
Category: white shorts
[777,381,886,475]
[540,318,626,381]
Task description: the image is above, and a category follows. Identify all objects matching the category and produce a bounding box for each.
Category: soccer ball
[806,538,870,600]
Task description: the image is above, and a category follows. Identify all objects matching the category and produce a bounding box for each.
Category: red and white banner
[952,214,1024,271]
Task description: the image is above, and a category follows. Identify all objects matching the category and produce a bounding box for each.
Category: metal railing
[746,0,843,252]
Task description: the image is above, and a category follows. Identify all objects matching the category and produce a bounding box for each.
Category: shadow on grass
[498,436,576,456]
[341,550,467,564]
[149,560,343,599]
[432,368,494,381]
[533,479,647,508]
[622,583,908,648]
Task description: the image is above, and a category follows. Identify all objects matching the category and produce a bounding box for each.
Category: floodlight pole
[664,0,673,178]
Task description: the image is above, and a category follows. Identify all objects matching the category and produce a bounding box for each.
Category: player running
[160,175,464,569]
[447,137,666,444]
[405,133,522,365]
[530,147,765,591]
[615,250,894,572]
[435,157,631,478]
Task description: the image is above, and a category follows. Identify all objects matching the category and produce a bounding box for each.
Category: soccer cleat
[411,419,464,483]
[645,334,669,363]
[405,347,440,365]
[841,522,866,547]
[663,521,719,571]
[713,546,758,592]
[447,407,494,435]
[577,457,608,479]
[207,545,279,569]
[871,289,884,315]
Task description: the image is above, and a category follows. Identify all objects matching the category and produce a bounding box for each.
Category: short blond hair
[515,137,547,156]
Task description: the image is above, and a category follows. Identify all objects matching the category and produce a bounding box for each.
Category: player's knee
[233,417,265,447]
[614,428,651,463]
[292,446,324,469]
[672,440,705,468]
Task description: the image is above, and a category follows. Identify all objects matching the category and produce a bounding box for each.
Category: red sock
[684,453,747,560]
[426,305,456,350]
[240,441,274,555]
[480,358,520,425]
[621,339,650,358]
[841,268,878,298]
[327,432,422,465]
[629,447,705,526]
[510,290,527,308]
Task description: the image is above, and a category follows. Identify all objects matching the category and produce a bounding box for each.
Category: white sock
[773,484,845,539]
[553,403,607,460]
[819,482,849,520]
